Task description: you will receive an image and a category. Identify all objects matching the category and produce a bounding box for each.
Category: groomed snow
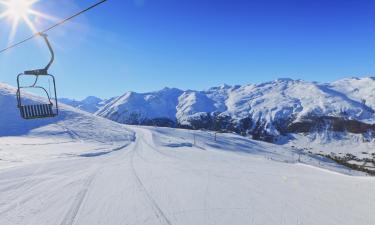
[0,82,135,168]
[0,126,374,225]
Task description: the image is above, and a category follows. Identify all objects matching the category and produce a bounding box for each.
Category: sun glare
[5,0,32,19]
[0,0,52,40]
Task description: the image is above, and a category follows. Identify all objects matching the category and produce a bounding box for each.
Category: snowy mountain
[97,87,183,126]
[330,77,375,111]
[59,96,114,113]
[92,77,375,142]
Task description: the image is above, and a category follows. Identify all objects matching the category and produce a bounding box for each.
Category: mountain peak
[81,96,102,104]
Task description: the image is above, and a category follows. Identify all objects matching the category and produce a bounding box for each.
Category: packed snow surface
[0,125,374,225]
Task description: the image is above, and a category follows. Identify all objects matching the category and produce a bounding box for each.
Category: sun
[4,0,33,19]
[0,0,52,40]
[0,0,38,33]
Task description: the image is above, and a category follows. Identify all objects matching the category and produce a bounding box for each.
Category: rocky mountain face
[62,77,375,142]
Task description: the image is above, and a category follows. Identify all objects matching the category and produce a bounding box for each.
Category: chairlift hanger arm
[24,33,54,75]
[42,33,54,72]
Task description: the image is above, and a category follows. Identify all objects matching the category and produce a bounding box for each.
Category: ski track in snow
[130,133,173,225]
[59,171,97,225]
[0,126,375,225]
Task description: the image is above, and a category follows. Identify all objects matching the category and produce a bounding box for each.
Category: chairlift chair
[16,33,59,119]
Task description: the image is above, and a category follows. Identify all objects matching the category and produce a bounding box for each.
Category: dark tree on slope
[211,112,235,132]
[144,118,176,127]
[237,117,252,136]
[273,115,296,135]
[251,119,274,142]
[188,113,213,130]
[124,112,143,125]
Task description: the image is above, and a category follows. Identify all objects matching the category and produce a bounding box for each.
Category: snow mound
[0,83,134,143]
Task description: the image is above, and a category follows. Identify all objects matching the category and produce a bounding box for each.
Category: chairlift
[16,33,58,119]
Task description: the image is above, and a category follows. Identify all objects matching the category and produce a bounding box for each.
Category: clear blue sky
[0,0,374,99]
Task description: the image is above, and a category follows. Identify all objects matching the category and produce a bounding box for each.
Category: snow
[176,91,220,125]
[0,83,133,141]
[96,88,183,124]
[1,82,375,224]
[1,126,374,225]
[286,132,375,160]
[330,77,375,113]
[227,79,373,123]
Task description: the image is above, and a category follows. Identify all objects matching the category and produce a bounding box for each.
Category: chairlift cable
[0,0,108,54]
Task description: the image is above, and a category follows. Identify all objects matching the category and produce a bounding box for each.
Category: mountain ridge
[55,77,375,141]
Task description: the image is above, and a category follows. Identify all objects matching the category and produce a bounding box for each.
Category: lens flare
[0,0,52,40]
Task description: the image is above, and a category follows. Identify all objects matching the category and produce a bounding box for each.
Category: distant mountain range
[59,77,375,142]
[59,96,115,113]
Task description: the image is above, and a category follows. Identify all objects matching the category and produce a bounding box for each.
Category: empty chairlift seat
[19,104,55,119]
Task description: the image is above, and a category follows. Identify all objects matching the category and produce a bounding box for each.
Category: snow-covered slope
[0,125,374,225]
[176,85,231,125]
[0,83,134,143]
[330,77,375,112]
[96,87,183,124]
[94,77,375,141]
[226,79,373,133]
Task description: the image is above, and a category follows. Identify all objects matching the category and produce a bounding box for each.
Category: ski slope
[0,126,374,225]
